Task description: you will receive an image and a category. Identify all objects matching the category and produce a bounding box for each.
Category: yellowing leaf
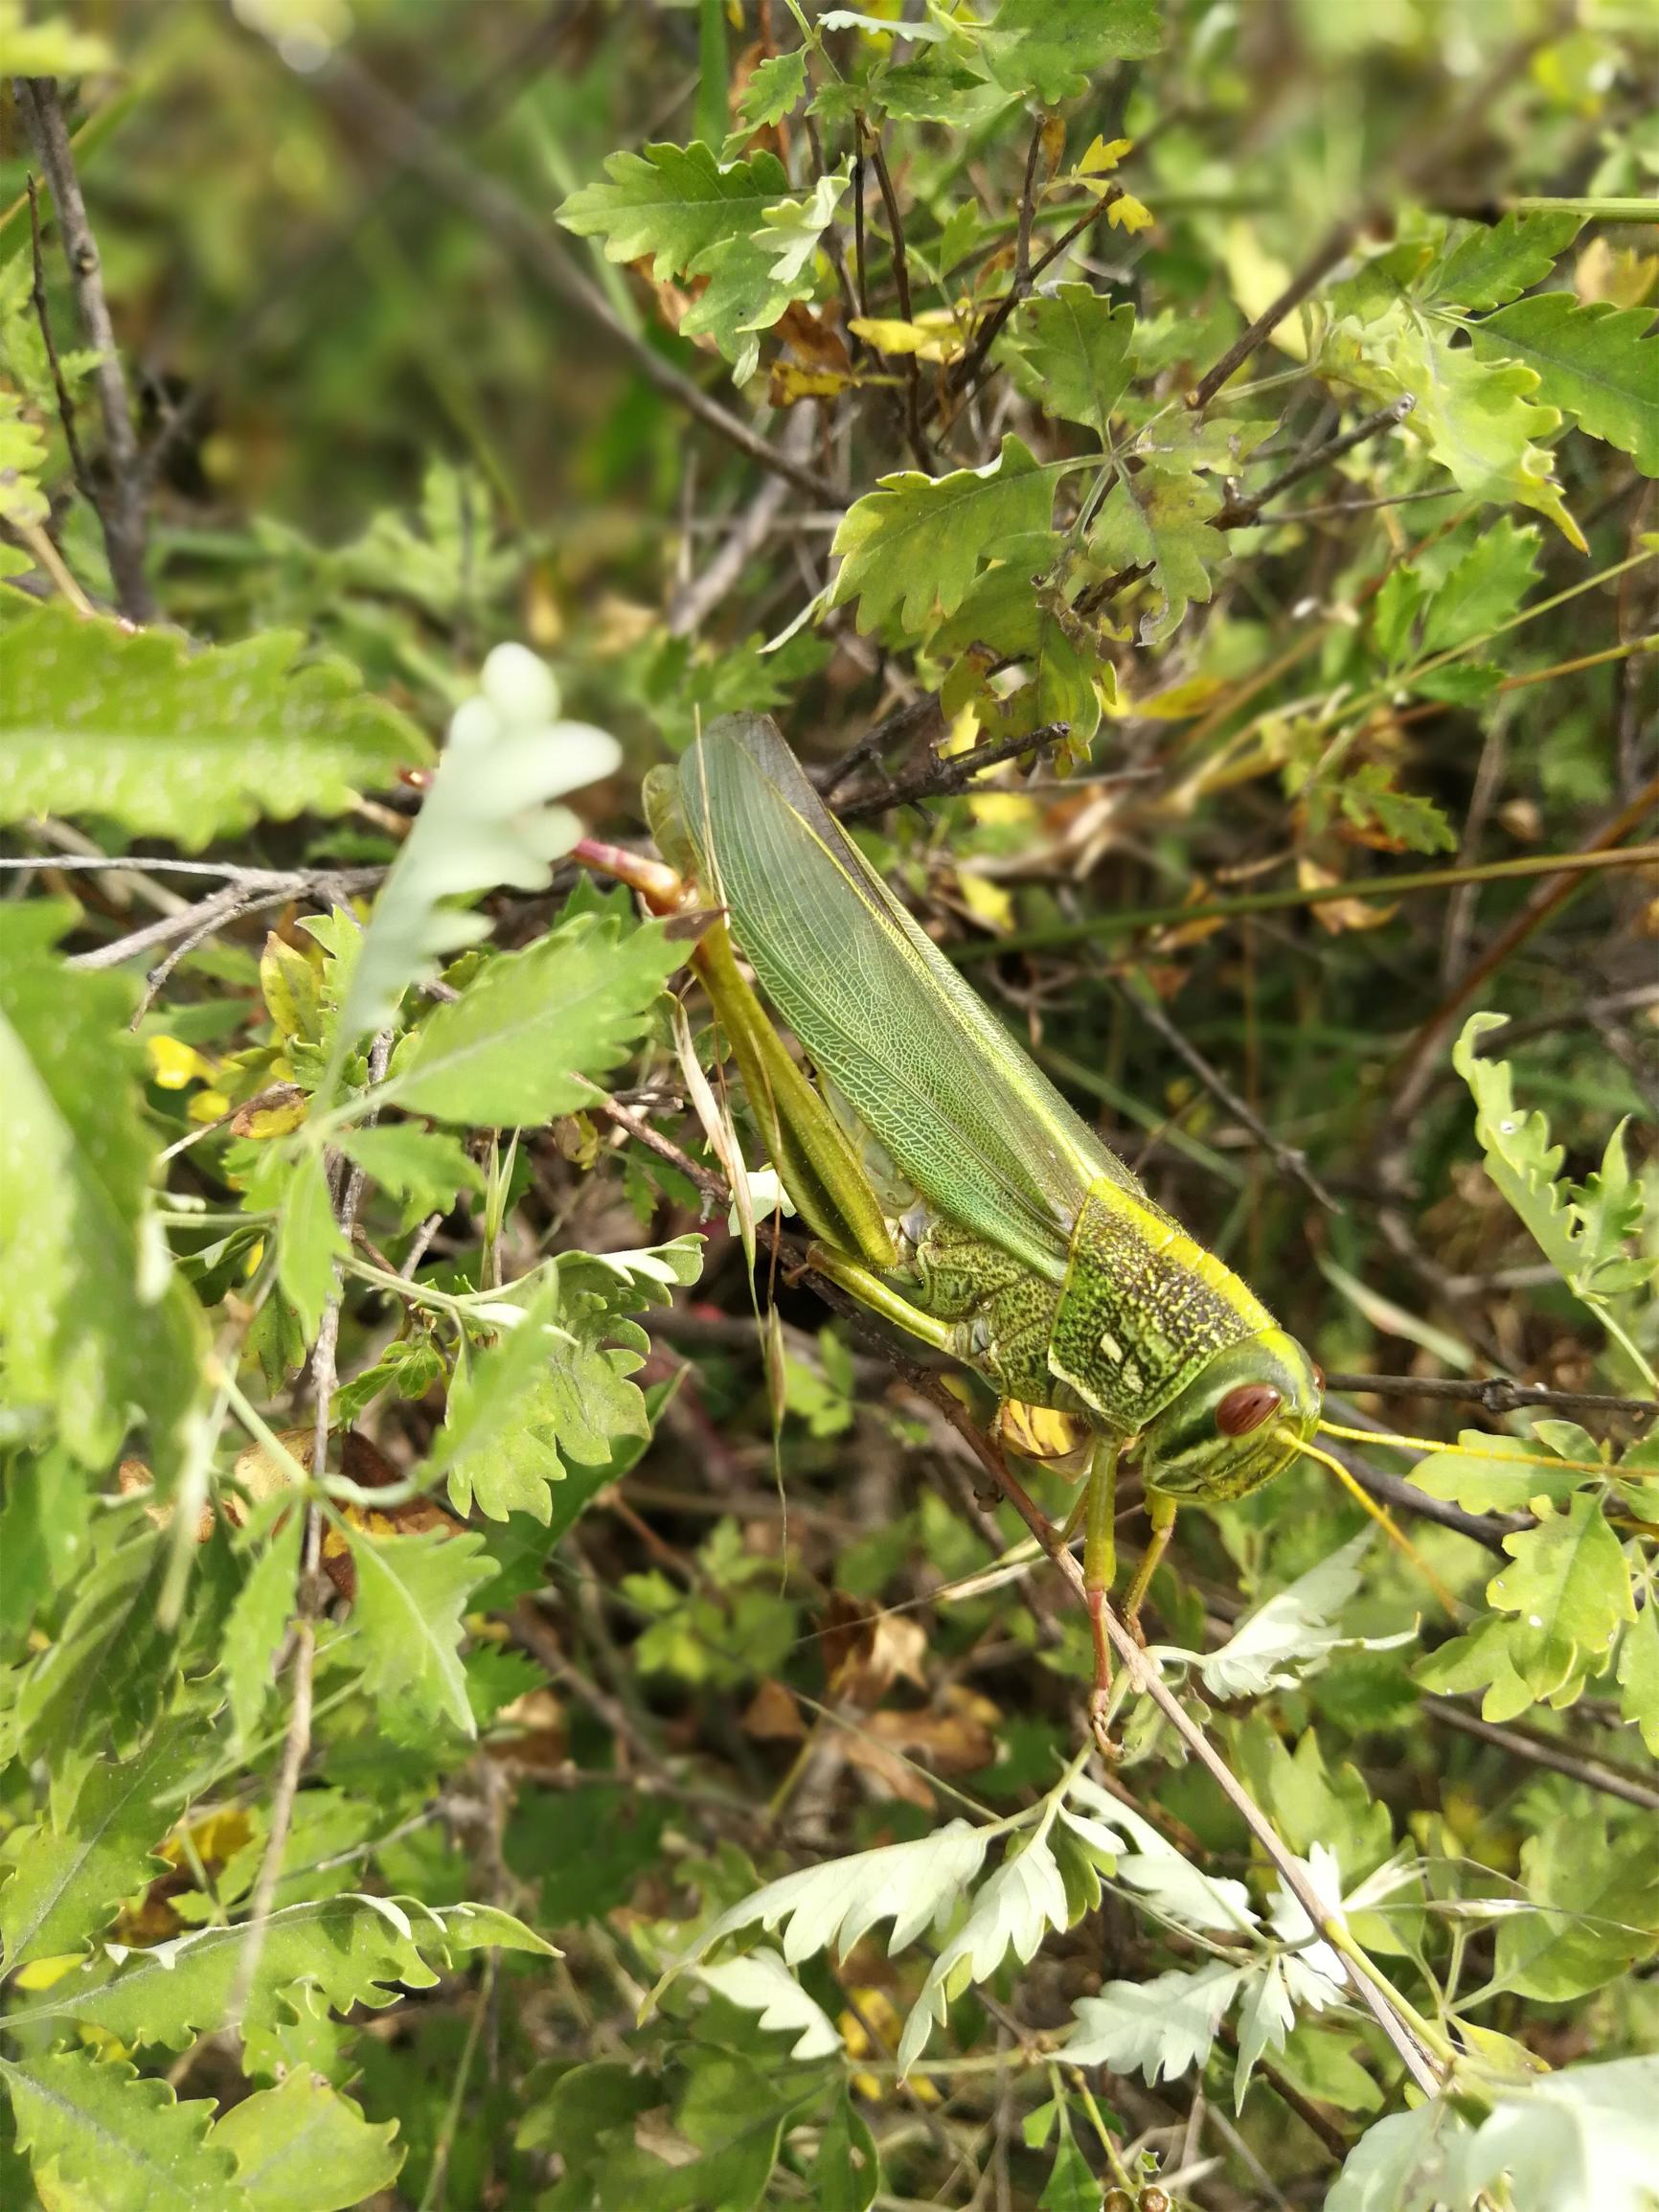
[957,874,1015,931]
[967,791,1039,826]
[848,313,971,362]
[769,362,858,404]
[1078,134,1133,175]
[146,1037,216,1091]
[1106,192,1154,234]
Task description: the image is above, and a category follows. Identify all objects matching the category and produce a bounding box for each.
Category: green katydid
[581,713,1322,1743]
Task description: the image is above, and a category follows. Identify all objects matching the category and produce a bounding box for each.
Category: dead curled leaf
[741,1676,807,1742]
[841,1689,1001,1806]
[819,1591,927,1707]
[1297,855,1398,934]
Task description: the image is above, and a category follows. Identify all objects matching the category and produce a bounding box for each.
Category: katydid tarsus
[578,714,1324,1748]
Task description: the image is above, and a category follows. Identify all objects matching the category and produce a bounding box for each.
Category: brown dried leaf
[775,299,852,373]
[820,1592,928,1707]
[742,1676,807,1742]
[1298,855,1398,934]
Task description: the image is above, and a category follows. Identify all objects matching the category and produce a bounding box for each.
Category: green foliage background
[2,3,1657,2207]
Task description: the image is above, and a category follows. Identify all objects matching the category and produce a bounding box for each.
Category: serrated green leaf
[0,601,427,847]
[1063,1961,1249,2082]
[1089,462,1225,644]
[1387,320,1581,547]
[275,1151,344,1344]
[1468,293,1659,475]
[0,392,49,529]
[212,2069,403,2212]
[1410,1431,1582,1515]
[680,164,850,381]
[899,1824,1072,2070]
[1431,209,1583,312]
[697,1946,840,2058]
[1576,1121,1648,1294]
[985,0,1163,103]
[876,50,1006,126]
[1452,1014,1584,1285]
[0,1449,92,1657]
[381,914,680,1128]
[735,48,807,130]
[1420,517,1540,652]
[1037,2131,1101,2212]
[1336,764,1456,854]
[4,1894,551,2051]
[1413,1612,1539,1724]
[0,1722,190,1968]
[1617,1601,1659,1757]
[1410,660,1505,705]
[1487,1490,1635,1693]
[335,1123,484,1227]
[829,433,1055,635]
[1495,1824,1659,2001]
[0,904,203,1485]
[223,1512,301,1751]
[1193,1533,1375,1699]
[557,141,788,277]
[17,1522,175,1775]
[1,2050,243,2212]
[436,1282,650,1524]
[670,1819,990,1990]
[348,1525,494,1737]
[1325,2101,1468,2212]
[1003,285,1135,437]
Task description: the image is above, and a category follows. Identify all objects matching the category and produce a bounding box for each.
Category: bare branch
[1116,976,1344,1216]
[1324,1371,1657,1421]
[14,77,154,620]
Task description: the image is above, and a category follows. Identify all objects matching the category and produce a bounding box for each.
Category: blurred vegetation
[1,3,1657,2208]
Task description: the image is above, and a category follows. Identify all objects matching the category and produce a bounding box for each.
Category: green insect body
[650,714,1321,1702]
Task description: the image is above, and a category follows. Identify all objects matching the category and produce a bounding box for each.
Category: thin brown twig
[1323,1371,1657,1421]
[14,77,154,620]
[25,174,89,495]
[835,721,1077,822]
[1186,223,1352,413]
[1012,119,1044,297]
[1216,398,1416,528]
[65,866,385,971]
[862,119,928,467]
[228,1032,390,2028]
[1422,1696,1659,1813]
[1116,976,1343,1215]
[945,195,1115,415]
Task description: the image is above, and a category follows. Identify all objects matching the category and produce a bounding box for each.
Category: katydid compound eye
[1216,1383,1282,1437]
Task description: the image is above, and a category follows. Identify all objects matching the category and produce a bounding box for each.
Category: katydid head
[1137,1329,1323,1503]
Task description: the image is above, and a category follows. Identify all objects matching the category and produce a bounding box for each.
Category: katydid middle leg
[1120,1490,1177,1647]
